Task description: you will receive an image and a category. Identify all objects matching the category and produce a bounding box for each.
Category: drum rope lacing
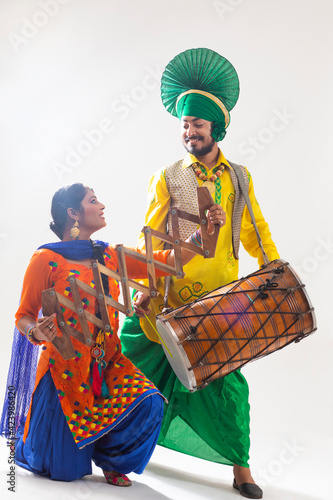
[171,262,315,386]
[174,263,286,326]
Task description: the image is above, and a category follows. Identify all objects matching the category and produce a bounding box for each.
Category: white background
[0,1,332,499]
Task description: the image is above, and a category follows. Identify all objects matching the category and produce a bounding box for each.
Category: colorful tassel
[91,329,110,398]
[101,378,110,398]
[92,361,102,396]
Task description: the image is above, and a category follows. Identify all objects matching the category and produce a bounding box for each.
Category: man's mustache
[185,136,203,142]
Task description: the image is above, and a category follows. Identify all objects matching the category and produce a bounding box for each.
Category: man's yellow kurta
[121,149,279,467]
[138,150,279,341]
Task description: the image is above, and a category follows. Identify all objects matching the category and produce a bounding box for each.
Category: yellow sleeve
[137,168,171,251]
[135,169,170,341]
[240,169,280,267]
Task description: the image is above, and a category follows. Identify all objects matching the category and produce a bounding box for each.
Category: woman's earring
[70,221,80,240]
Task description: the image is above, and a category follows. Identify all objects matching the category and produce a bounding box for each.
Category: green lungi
[120,313,251,468]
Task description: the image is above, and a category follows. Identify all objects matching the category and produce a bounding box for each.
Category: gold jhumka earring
[70,221,80,240]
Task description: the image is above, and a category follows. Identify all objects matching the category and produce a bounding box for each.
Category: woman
[3,183,224,486]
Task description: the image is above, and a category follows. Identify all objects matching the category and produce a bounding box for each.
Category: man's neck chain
[192,162,224,182]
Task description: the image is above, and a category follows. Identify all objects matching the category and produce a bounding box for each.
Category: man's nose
[186,125,196,136]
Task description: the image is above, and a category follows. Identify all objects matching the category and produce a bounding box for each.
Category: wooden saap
[42,187,220,359]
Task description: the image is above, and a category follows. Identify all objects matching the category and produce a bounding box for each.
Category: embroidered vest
[164,159,249,259]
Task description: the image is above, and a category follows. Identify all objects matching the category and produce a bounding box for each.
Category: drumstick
[143,313,173,358]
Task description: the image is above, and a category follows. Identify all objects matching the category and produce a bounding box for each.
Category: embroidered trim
[176,89,230,127]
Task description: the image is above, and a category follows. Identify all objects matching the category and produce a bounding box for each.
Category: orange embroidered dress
[16,246,169,449]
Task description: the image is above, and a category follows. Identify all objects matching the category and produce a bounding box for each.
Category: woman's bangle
[24,323,43,346]
[189,229,202,248]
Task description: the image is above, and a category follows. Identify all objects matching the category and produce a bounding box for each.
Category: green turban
[161,48,240,142]
[176,91,229,141]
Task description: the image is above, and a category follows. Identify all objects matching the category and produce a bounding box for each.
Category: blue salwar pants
[15,371,164,481]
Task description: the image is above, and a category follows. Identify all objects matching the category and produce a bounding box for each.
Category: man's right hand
[133,291,151,318]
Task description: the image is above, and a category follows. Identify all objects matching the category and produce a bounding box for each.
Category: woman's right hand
[33,313,58,342]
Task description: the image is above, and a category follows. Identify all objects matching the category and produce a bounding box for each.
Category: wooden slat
[98,258,146,314]
[170,208,184,278]
[55,292,78,313]
[107,296,127,314]
[174,209,200,225]
[42,288,76,360]
[179,240,205,256]
[142,230,158,297]
[96,262,121,282]
[115,245,133,316]
[56,292,104,329]
[197,186,220,259]
[69,276,123,313]
[127,280,150,295]
[91,261,112,334]
[105,295,127,314]
[73,278,98,298]
[66,275,93,346]
[65,324,86,345]
[97,260,130,315]
[83,310,103,329]
[148,230,175,246]
[122,246,178,276]
[42,291,91,348]
[40,188,220,360]
[150,225,204,256]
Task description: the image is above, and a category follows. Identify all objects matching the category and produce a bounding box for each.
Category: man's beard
[183,136,215,156]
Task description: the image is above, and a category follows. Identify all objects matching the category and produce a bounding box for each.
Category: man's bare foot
[233,464,255,485]
[233,464,263,498]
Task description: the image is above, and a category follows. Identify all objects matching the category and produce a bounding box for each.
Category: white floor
[0,436,331,500]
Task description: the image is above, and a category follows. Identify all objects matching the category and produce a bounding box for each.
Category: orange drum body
[156,260,316,392]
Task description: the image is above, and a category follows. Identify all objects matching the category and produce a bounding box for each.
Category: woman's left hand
[207,204,226,234]
[33,313,58,342]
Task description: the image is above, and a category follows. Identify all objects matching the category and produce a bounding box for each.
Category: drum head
[156,318,197,392]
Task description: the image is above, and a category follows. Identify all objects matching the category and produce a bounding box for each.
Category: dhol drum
[156,259,316,392]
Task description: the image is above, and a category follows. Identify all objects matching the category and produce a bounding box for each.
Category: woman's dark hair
[50,183,88,240]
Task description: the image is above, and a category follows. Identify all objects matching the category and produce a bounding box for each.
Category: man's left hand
[207,204,226,234]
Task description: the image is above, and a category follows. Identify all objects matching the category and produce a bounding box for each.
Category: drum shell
[156,260,316,391]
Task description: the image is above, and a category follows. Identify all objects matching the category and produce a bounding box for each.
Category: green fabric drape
[120,313,251,468]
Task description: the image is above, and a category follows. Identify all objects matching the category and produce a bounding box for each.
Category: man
[121,48,279,499]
